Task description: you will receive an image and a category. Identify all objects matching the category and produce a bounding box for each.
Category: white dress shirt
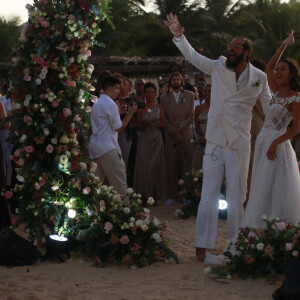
[88,94,122,159]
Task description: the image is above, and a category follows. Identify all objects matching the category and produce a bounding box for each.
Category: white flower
[15,103,21,109]
[193,177,198,182]
[261,214,267,221]
[68,209,76,218]
[51,137,57,144]
[59,135,69,144]
[203,267,211,274]
[25,95,32,101]
[153,217,160,227]
[20,134,27,143]
[24,99,30,107]
[147,197,155,205]
[59,155,68,164]
[256,243,264,251]
[65,151,71,157]
[16,174,24,182]
[123,207,130,214]
[126,188,134,195]
[130,217,135,222]
[82,187,91,195]
[147,108,152,114]
[141,225,148,231]
[35,78,41,85]
[39,73,46,80]
[144,208,150,214]
[135,219,143,227]
[79,162,87,170]
[152,232,162,243]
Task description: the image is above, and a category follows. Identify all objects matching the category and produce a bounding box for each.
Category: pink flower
[248,231,256,239]
[14,149,22,157]
[41,20,50,28]
[68,14,75,22]
[285,243,293,251]
[218,254,225,263]
[276,221,287,231]
[39,180,45,186]
[24,75,31,81]
[120,235,129,245]
[35,185,41,190]
[91,95,98,103]
[63,108,72,117]
[26,146,34,153]
[5,191,13,199]
[17,158,24,166]
[43,128,50,136]
[37,57,44,65]
[178,179,184,185]
[104,222,113,232]
[52,100,59,108]
[292,251,299,258]
[23,115,33,125]
[84,50,91,57]
[162,227,171,239]
[66,79,73,87]
[46,144,54,153]
[11,216,18,225]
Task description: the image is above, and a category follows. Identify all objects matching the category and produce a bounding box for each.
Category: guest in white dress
[243,30,300,227]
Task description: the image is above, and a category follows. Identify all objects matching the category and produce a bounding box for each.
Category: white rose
[79,162,87,170]
[51,137,57,144]
[16,174,24,182]
[147,197,155,205]
[35,78,41,85]
[20,134,27,143]
[141,225,148,231]
[143,208,150,214]
[24,99,30,107]
[256,243,264,251]
[15,103,21,109]
[126,188,134,195]
[123,207,130,214]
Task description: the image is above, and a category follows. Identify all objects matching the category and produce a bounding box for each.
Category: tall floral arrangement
[6,0,177,267]
[8,0,108,240]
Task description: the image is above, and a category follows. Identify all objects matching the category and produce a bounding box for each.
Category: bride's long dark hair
[282,59,300,91]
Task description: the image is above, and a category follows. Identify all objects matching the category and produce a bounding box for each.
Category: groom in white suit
[164,14,272,260]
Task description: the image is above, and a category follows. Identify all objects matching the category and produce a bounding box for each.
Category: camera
[124,97,145,109]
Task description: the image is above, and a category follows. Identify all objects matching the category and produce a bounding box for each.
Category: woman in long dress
[243,30,300,227]
[133,82,167,204]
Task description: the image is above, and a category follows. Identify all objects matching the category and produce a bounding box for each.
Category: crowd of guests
[90,70,212,205]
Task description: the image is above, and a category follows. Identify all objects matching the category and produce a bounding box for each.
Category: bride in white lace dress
[242,30,300,227]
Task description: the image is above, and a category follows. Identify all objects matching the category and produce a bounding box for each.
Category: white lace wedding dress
[242,93,300,227]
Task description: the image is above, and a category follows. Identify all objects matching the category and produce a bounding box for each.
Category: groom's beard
[226,52,245,69]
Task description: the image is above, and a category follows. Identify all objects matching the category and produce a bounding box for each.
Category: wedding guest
[164,13,271,261]
[113,73,135,172]
[88,76,137,196]
[243,30,300,227]
[134,82,166,203]
[0,82,13,186]
[0,100,11,230]
[133,78,145,102]
[160,72,194,205]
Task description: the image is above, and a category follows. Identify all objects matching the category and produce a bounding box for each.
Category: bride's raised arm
[265,30,294,93]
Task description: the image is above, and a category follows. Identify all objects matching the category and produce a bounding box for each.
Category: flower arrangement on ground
[5,0,177,267]
[174,169,203,218]
[214,216,300,278]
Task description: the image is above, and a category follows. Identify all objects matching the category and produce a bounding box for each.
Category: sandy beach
[0,204,282,300]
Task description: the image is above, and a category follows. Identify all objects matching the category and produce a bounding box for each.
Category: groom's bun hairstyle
[281,59,300,92]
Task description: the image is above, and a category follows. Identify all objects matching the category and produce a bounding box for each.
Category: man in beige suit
[160,72,194,205]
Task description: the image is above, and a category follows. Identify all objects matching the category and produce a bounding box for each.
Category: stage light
[218,197,228,220]
[42,234,71,263]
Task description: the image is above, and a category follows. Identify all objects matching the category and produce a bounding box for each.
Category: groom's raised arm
[164,13,213,75]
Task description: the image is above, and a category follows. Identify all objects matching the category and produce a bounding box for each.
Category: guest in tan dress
[134,82,167,204]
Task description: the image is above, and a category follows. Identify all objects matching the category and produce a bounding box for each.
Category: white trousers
[193,143,249,249]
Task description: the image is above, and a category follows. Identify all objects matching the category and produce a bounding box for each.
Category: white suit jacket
[173,36,272,152]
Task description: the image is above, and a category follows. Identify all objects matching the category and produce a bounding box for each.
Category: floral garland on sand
[213,216,300,278]
[174,169,203,219]
[5,0,177,267]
